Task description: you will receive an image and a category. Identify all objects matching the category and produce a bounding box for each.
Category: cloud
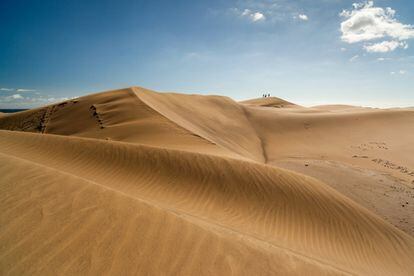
[229,1,303,23]
[298,14,308,21]
[340,1,414,52]
[10,94,23,99]
[240,9,265,22]
[340,47,347,52]
[390,70,407,75]
[252,12,265,22]
[241,9,250,16]
[377,57,391,61]
[16,88,36,92]
[1,94,25,103]
[0,87,37,92]
[363,40,408,53]
[0,92,69,108]
[349,55,359,62]
[46,97,69,103]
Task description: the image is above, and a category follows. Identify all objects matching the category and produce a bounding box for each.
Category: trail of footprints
[89,105,105,129]
[372,159,414,177]
[38,105,56,133]
[351,142,389,152]
[351,141,414,183]
[37,100,78,133]
[33,99,109,133]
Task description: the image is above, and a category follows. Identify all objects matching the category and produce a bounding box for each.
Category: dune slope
[241,104,414,235]
[0,130,414,275]
[137,88,265,162]
[0,88,235,157]
[1,152,346,276]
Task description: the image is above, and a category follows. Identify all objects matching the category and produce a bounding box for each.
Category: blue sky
[1,0,413,108]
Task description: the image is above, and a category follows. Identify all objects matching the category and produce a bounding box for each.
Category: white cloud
[363,40,408,53]
[349,55,359,62]
[10,94,23,99]
[230,2,309,24]
[241,9,251,16]
[0,87,37,92]
[340,1,414,52]
[16,88,36,92]
[340,47,347,52]
[1,94,25,102]
[240,9,265,22]
[390,70,407,75]
[298,14,308,21]
[252,12,265,22]
[0,92,69,108]
[377,57,391,61]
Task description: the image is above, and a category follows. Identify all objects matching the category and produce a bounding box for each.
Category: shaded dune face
[0,87,414,275]
[136,88,265,162]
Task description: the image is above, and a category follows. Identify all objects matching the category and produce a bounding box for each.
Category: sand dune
[1,150,344,276]
[240,96,298,108]
[0,88,233,157]
[243,104,414,179]
[241,104,414,235]
[138,88,265,162]
[1,87,413,275]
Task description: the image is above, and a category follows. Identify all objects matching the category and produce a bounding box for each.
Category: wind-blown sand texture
[0,87,413,275]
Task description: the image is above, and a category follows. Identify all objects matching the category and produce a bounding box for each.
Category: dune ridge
[1,87,414,275]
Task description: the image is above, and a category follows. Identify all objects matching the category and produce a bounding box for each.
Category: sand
[0,87,413,275]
